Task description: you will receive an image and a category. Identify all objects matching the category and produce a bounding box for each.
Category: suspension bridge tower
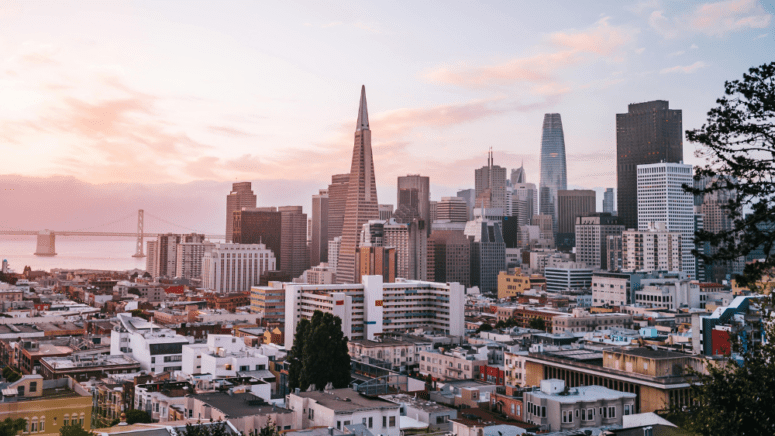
[132,209,146,258]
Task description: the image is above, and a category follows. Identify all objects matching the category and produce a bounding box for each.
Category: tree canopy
[178,422,230,436]
[528,318,546,331]
[125,409,151,425]
[288,311,351,391]
[0,418,26,436]
[59,425,95,436]
[685,61,775,288]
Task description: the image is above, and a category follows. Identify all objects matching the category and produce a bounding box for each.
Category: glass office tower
[539,113,567,235]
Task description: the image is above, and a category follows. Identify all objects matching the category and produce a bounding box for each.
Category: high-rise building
[429,201,438,223]
[279,206,310,279]
[603,188,615,214]
[378,204,394,221]
[532,214,554,242]
[436,197,469,223]
[557,190,596,234]
[511,162,526,185]
[475,149,508,215]
[338,86,380,283]
[328,236,342,275]
[512,183,538,226]
[464,217,506,294]
[311,190,329,266]
[575,214,624,270]
[384,219,427,281]
[606,235,623,272]
[225,182,257,243]
[146,233,205,279]
[146,240,158,278]
[327,173,350,242]
[617,101,683,230]
[202,243,276,294]
[697,176,744,282]
[539,114,567,235]
[233,207,282,269]
[427,230,471,286]
[456,188,476,221]
[637,162,695,276]
[622,222,682,272]
[397,175,430,232]
[356,246,397,283]
[175,241,215,280]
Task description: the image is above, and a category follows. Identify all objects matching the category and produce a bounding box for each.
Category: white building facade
[201,243,276,294]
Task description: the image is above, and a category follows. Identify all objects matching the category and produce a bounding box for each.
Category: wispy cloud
[754,33,768,40]
[660,61,709,74]
[667,50,685,57]
[649,0,772,39]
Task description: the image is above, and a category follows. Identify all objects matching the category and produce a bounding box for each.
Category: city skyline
[0,1,773,233]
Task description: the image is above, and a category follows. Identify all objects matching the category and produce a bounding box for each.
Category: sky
[0,0,773,233]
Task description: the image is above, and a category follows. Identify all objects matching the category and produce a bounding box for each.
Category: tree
[684,61,775,289]
[476,323,493,333]
[59,425,95,436]
[672,321,775,435]
[125,410,151,425]
[256,418,279,436]
[288,311,351,391]
[178,422,230,436]
[0,418,26,436]
[528,318,546,331]
[127,288,141,297]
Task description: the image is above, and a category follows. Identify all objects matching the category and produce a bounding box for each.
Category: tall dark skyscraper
[279,206,310,279]
[225,182,256,242]
[337,86,379,284]
[327,173,350,243]
[233,207,282,266]
[396,174,430,233]
[539,114,567,235]
[603,188,615,214]
[311,189,329,266]
[616,100,683,230]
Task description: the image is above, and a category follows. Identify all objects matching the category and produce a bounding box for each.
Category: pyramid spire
[356,85,369,131]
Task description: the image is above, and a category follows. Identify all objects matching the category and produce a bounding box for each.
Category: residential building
[146,233,206,279]
[622,222,682,273]
[182,392,292,435]
[427,230,471,286]
[338,86,380,284]
[692,295,765,356]
[175,241,214,280]
[328,236,342,274]
[311,190,329,265]
[539,113,568,235]
[302,263,337,285]
[109,314,189,372]
[497,269,546,299]
[504,351,529,387]
[39,355,141,381]
[544,262,593,292]
[287,388,400,436]
[0,375,93,436]
[436,197,468,223]
[146,240,158,277]
[283,276,465,349]
[181,335,269,381]
[575,214,624,270]
[557,190,596,235]
[552,309,634,334]
[348,337,432,373]
[379,393,457,432]
[250,282,285,321]
[419,347,487,381]
[226,182,257,242]
[465,217,506,294]
[634,273,733,310]
[592,272,644,307]
[617,101,683,231]
[523,379,637,431]
[607,235,623,272]
[201,243,276,294]
[637,162,695,277]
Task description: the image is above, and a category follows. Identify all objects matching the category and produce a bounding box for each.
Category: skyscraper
[279,206,310,279]
[617,101,683,230]
[225,182,257,243]
[427,230,471,286]
[557,190,596,234]
[539,114,567,235]
[378,204,394,221]
[575,213,623,270]
[464,217,506,294]
[327,173,350,243]
[603,188,615,214]
[697,176,743,282]
[511,162,526,185]
[436,197,469,223]
[637,162,695,276]
[384,219,427,281]
[337,86,380,284]
[456,188,476,221]
[397,174,430,232]
[311,190,329,266]
[511,183,538,226]
[475,149,507,215]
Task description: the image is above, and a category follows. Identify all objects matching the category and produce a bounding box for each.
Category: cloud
[690,43,699,49]
[208,125,256,137]
[667,50,685,57]
[649,0,772,38]
[754,33,768,39]
[660,61,709,74]
[425,17,636,90]
[635,47,646,54]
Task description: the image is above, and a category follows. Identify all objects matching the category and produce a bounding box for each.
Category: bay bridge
[0,210,224,257]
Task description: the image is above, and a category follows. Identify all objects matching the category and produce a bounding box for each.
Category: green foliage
[288,311,351,391]
[125,409,151,425]
[0,272,16,285]
[179,422,230,436]
[528,317,546,331]
[127,288,141,296]
[256,418,279,436]
[476,323,493,333]
[0,418,26,436]
[494,318,519,329]
[2,367,21,383]
[684,61,775,288]
[59,425,95,436]
[673,323,775,435]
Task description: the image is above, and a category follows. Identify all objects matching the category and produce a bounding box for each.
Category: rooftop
[191,392,291,418]
[527,385,637,403]
[41,354,140,369]
[350,338,414,347]
[379,393,454,412]
[294,388,399,412]
[610,348,689,360]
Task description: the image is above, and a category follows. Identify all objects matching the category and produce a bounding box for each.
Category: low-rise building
[380,393,457,432]
[497,269,546,299]
[348,338,430,373]
[39,354,141,381]
[552,309,634,334]
[109,314,190,373]
[419,347,487,381]
[287,388,400,436]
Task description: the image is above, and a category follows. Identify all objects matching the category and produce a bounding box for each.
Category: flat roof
[379,393,454,412]
[296,388,399,412]
[191,392,291,418]
[611,348,689,360]
[526,385,637,403]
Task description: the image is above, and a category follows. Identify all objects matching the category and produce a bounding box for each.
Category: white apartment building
[637,163,695,277]
[419,347,487,381]
[591,272,642,307]
[110,313,190,373]
[574,215,624,270]
[552,308,634,334]
[622,222,682,272]
[328,236,342,276]
[288,388,400,436]
[182,335,269,379]
[348,337,433,372]
[284,276,465,349]
[634,274,734,310]
[201,243,276,294]
[176,241,215,279]
[544,262,593,292]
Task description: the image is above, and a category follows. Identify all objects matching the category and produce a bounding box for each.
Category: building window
[608,407,616,418]
[542,406,546,418]
[30,421,37,433]
[63,416,69,427]
[624,404,631,415]
[383,417,386,428]
[368,417,373,428]
[308,409,314,420]
[29,382,37,393]
[39,419,44,432]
